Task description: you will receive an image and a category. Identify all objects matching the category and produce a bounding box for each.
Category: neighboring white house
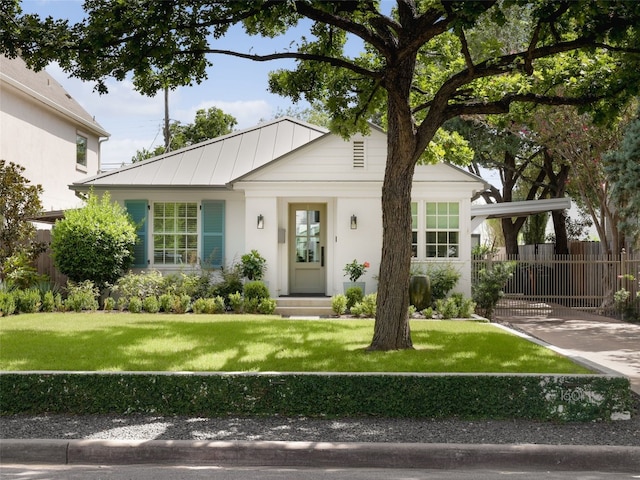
[71,117,487,297]
[0,55,109,218]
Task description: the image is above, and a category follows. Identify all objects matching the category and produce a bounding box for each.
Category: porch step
[276,297,334,317]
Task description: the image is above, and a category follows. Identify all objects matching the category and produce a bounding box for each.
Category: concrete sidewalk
[2,439,639,473]
[499,307,640,395]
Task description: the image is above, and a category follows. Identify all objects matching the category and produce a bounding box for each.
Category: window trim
[76,132,88,170]
[411,200,461,260]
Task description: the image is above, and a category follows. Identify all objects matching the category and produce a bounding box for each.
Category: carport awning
[470,198,571,231]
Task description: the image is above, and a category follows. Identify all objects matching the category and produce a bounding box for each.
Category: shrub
[127,296,143,313]
[244,281,270,301]
[111,270,164,300]
[15,288,41,313]
[345,286,364,310]
[435,297,458,319]
[3,252,47,290]
[163,272,211,300]
[103,297,116,311]
[116,296,129,312]
[331,294,347,316]
[41,290,56,312]
[434,293,476,319]
[65,280,99,312]
[51,191,137,288]
[158,293,174,313]
[422,306,434,319]
[192,298,208,314]
[257,298,277,314]
[243,297,259,314]
[0,290,17,316]
[173,294,191,314]
[240,250,267,281]
[142,295,160,313]
[472,262,516,320]
[426,264,461,301]
[351,293,377,318]
[228,291,243,312]
[211,266,243,303]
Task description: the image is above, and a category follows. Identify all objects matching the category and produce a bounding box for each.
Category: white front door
[289,203,326,294]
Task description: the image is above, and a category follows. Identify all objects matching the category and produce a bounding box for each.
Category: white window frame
[152,201,199,266]
[411,200,460,260]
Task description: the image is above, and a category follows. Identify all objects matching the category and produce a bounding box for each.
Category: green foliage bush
[65,281,99,312]
[172,294,191,314]
[243,281,269,301]
[51,192,137,288]
[41,290,56,312]
[103,296,116,311]
[210,267,243,304]
[15,288,41,313]
[240,250,267,281]
[192,296,226,314]
[331,294,347,316]
[142,295,160,313]
[0,372,630,422]
[345,286,364,310]
[0,290,17,316]
[257,298,277,314]
[228,291,243,312]
[112,270,165,299]
[3,252,47,290]
[434,293,476,319]
[158,293,174,313]
[127,296,142,313]
[351,293,377,318]
[426,264,461,301]
[473,262,516,320]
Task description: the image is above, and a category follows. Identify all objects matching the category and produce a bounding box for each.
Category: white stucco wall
[0,83,102,212]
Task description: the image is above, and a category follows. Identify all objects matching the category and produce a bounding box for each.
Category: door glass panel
[295,209,321,263]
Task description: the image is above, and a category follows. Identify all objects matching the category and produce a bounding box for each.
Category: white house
[71,117,487,297]
[0,55,109,218]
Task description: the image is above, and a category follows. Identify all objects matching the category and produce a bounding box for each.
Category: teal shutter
[125,200,148,268]
[202,200,225,268]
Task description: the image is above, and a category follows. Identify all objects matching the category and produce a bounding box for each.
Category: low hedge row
[0,372,631,422]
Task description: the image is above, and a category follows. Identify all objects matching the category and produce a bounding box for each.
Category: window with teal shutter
[201,200,225,268]
[125,200,148,267]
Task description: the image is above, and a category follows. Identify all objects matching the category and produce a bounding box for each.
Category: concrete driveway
[499,306,640,395]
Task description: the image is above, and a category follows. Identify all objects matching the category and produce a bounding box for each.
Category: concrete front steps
[275,296,333,317]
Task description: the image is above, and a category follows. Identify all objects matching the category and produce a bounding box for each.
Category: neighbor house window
[76,134,87,167]
[425,202,459,258]
[411,202,419,258]
[153,202,198,264]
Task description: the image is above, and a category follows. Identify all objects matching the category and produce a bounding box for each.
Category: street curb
[2,439,639,472]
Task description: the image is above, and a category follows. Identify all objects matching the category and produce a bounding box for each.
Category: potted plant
[343,259,369,293]
[240,250,267,281]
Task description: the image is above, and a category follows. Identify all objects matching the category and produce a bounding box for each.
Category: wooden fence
[34,230,67,287]
[472,246,640,319]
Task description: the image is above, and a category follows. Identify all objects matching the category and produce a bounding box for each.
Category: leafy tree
[5,1,640,350]
[132,106,237,162]
[531,106,630,254]
[0,160,44,279]
[51,191,137,289]
[604,109,640,249]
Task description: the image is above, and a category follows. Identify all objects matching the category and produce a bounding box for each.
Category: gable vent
[352,140,365,168]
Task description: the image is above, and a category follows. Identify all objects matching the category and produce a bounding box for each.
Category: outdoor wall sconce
[257,214,264,229]
[350,214,358,229]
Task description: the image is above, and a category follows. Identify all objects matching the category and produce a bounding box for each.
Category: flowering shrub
[343,259,370,282]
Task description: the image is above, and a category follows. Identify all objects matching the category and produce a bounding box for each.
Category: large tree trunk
[368,53,420,351]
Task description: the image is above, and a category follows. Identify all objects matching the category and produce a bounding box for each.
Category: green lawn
[0,313,590,374]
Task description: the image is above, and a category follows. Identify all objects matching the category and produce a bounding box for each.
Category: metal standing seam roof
[72,117,329,189]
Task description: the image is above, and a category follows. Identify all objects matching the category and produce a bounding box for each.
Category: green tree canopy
[0,160,44,275]
[5,1,640,349]
[604,109,640,248]
[132,106,237,162]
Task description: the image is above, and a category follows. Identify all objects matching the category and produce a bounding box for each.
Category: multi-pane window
[411,201,460,259]
[76,134,87,167]
[153,202,198,264]
[425,202,459,258]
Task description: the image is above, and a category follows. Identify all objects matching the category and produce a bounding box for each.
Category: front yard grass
[0,313,590,374]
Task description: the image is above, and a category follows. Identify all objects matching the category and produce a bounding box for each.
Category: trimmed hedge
[0,372,631,421]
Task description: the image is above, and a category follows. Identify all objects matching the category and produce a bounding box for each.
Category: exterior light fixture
[350,214,357,229]
[257,214,264,229]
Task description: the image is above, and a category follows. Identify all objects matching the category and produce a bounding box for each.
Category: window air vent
[353,140,365,168]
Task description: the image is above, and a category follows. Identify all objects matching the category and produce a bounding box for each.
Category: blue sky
[20,0,318,168]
